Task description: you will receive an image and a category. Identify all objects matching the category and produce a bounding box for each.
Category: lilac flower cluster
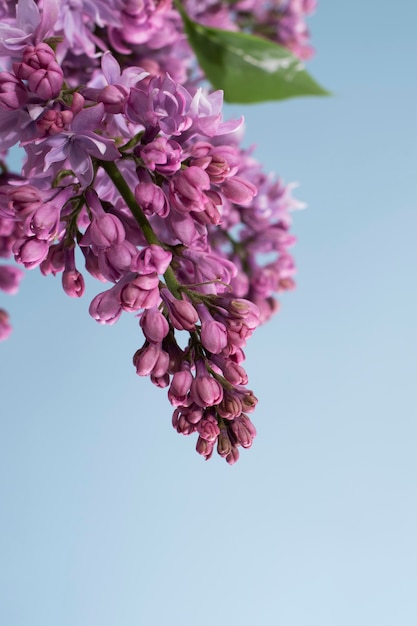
[0,0,306,462]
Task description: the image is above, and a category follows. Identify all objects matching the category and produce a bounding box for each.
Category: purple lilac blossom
[0,0,312,461]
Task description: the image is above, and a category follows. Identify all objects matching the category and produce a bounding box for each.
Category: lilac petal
[79,132,120,160]
[43,140,69,171]
[0,26,31,53]
[69,142,93,187]
[169,211,197,246]
[101,51,121,84]
[35,0,59,43]
[16,0,40,35]
[72,103,105,133]
[216,117,244,135]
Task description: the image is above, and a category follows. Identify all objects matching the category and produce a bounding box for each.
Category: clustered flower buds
[0,0,314,462]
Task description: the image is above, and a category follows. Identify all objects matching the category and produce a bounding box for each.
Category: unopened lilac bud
[161,288,198,331]
[226,447,240,465]
[28,63,64,100]
[97,84,128,114]
[222,176,257,204]
[120,273,160,312]
[13,237,49,269]
[197,413,220,442]
[217,429,232,458]
[172,409,197,435]
[170,166,210,213]
[140,307,169,343]
[225,298,260,328]
[89,289,122,325]
[40,242,66,276]
[25,202,61,240]
[133,343,169,377]
[168,370,193,406]
[89,214,126,249]
[222,361,248,386]
[230,415,256,448]
[133,245,172,275]
[241,390,258,413]
[37,107,73,136]
[135,182,169,217]
[217,392,242,419]
[200,319,228,354]
[62,270,85,298]
[7,186,42,213]
[191,361,223,408]
[17,44,57,74]
[81,247,106,282]
[196,436,214,460]
[0,71,28,110]
[137,137,182,175]
[151,373,170,388]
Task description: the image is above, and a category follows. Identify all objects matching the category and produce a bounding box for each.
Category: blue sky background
[1,1,417,624]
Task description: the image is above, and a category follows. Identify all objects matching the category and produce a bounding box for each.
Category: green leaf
[179,10,329,104]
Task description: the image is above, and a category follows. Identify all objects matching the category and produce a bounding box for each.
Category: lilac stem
[98,159,181,297]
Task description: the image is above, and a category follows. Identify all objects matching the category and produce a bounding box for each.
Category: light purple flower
[42,103,120,187]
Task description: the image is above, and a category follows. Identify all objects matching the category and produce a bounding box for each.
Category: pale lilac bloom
[0,0,58,56]
[42,103,120,187]
[83,52,148,114]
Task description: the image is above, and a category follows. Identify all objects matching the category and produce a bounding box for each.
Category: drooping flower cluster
[0,0,314,462]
